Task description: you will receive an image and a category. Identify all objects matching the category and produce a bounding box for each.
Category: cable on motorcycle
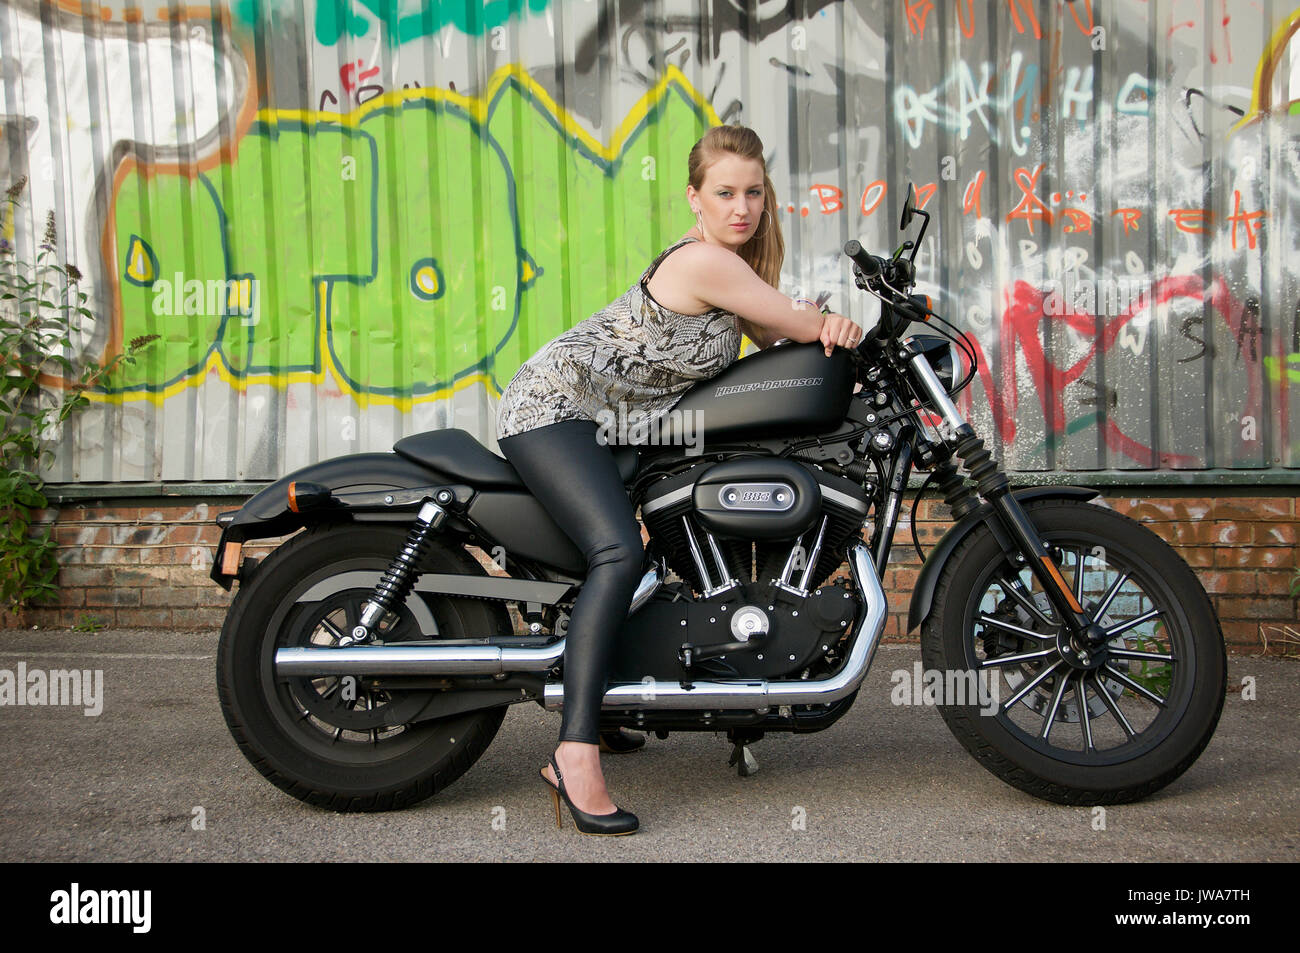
[909,466,940,562]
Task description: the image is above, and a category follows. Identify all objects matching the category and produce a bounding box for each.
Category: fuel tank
[654,342,855,446]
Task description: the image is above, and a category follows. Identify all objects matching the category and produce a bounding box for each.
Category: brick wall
[862,492,1298,653]
[3,489,1296,654]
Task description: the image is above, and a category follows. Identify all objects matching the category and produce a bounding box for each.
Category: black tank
[654,342,856,446]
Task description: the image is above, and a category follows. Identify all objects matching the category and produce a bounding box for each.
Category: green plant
[70,613,108,632]
[1121,621,1174,697]
[0,179,158,613]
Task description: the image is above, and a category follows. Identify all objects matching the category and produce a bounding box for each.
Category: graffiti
[1167,0,1235,65]
[232,0,555,46]
[903,0,1095,41]
[894,56,1161,153]
[104,63,716,408]
[571,0,841,75]
[959,272,1273,468]
[0,0,251,363]
[894,54,1039,153]
[2,0,1296,481]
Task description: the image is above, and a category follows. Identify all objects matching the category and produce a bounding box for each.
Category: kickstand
[727,741,758,777]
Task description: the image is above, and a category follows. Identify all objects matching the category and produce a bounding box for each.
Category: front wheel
[922,500,1226,804]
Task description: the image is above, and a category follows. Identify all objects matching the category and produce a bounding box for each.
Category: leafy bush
[0,178,157,612]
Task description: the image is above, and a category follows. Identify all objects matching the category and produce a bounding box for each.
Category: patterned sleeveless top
[495,236,742,441]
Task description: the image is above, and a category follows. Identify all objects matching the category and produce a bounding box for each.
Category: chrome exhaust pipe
[275,641,565,676]
[542,543,887,711]
[273,545,886,711]
[274,558,664,677]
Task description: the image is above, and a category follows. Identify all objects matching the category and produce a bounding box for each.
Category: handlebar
[843,240,881,278]
[843,240,929,342]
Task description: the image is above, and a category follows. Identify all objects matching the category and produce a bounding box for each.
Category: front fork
[903,350,1109,663]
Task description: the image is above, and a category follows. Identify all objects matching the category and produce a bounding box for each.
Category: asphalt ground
[0,628,1294,863]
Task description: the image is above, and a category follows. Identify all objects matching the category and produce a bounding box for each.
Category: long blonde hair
[687,125,785,289]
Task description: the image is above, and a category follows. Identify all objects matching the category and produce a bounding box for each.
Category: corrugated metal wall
[2,0,1297,483]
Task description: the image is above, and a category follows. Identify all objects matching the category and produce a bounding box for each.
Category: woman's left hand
[819,313,863,357]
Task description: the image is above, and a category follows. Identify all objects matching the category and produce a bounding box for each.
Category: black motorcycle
[211,186,1226,811]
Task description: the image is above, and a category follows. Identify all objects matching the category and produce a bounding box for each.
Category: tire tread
[921,500,1226,805]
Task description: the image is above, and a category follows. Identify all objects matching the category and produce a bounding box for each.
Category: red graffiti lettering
[955,270,1274,467]
[860,180,887,217]
[962,170,986,217]
[956,0,976,38]
[1065,0,1095,36]
[1060,207,1093,234]
[1169,208,1214,235]
[340,60,380,93]
[1228,189,1266,250]
[1006,165,1053,234]
[1112,208,1142,235]
[915,182,937,210]
[810,184,843,214]
[1007,0,1042,39]
[905,0,934,36]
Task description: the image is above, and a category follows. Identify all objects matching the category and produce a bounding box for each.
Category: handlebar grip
[844,240,881,277]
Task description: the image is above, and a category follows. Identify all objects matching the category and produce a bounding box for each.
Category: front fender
[210,452,447,589]
[906,486,1101,632]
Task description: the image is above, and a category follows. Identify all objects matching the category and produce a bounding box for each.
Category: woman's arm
[737,316,778,350]
[680,243,859,356]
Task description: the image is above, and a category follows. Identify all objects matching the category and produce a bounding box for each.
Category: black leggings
[497,419,644,745]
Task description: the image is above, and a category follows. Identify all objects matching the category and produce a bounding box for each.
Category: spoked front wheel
[922,500,1226,804]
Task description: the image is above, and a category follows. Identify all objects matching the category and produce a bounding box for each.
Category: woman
[495,124,863,835]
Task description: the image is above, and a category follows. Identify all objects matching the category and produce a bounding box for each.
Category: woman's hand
[819,312,863,357]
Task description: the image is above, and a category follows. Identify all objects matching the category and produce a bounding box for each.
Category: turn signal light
[287,481,332,513]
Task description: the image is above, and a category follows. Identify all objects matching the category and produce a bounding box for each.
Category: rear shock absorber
[341,498,449,646]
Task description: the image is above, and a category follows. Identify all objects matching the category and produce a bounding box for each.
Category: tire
[922,499,1226,805]
[216,524,512,812]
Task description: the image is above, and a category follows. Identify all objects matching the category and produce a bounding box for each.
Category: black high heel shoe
[539,753,639,836]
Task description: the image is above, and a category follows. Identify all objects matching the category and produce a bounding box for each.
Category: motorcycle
[211,185,1226,811]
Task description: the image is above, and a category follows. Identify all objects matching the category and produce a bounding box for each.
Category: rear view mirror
[900,183,917,231]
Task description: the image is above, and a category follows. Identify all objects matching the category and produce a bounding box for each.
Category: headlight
[909,334,961,391]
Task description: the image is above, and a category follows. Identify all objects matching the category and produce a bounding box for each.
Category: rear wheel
[216,524,512,811]
[923,500,1226,804]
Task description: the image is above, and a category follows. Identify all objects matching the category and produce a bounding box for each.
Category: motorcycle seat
[393,428,639,487]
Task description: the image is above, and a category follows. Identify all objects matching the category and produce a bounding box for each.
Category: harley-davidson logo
[714,377,824,397]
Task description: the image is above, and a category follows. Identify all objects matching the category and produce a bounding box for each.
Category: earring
[750,208,772,240]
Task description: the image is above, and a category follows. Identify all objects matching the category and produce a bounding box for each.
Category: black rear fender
[210,452,586,589]
[210,452,457,589]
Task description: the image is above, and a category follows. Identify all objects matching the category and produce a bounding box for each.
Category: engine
[608,458,870,684]
[638,457,871,597]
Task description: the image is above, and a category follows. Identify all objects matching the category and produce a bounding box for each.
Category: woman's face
[686,153,766,251]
